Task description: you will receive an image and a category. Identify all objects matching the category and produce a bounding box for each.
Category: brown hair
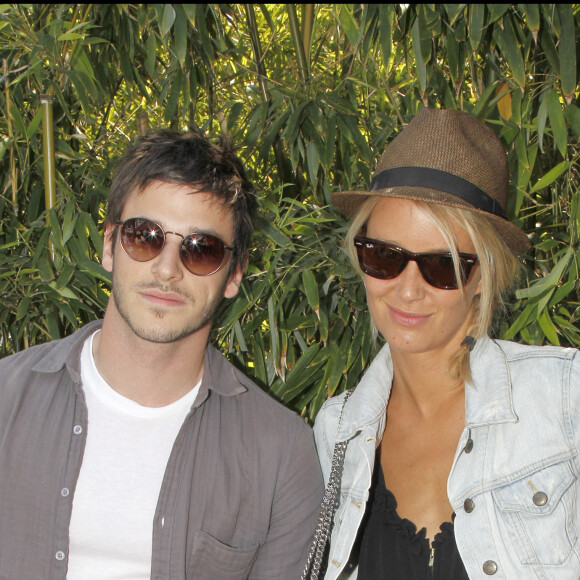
[106,130,257,274]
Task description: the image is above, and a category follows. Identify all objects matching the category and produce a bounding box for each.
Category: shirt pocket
[492,460,577,566]
[186,529,259,579]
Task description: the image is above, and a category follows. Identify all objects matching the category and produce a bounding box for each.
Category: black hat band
[369,166,507,219]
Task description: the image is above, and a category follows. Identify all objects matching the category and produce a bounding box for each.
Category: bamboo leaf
[493,16,525,91]
[48,282,80,301]
[529,161,570,194]
[444,5,464,26]
[557,4,577,103]
[306,141,319,188]
[522,4,540,38]
[44,308,61,340]
[536,93,549,153]
[411,10,427,92]
[538,310,560,346]
[173,4,188,64]
[503,302,537,340]
[516,247,573,298]
[487,5,510,23]
[57,32,84,41]
[546,88,567,157]
[467,3,485,52]
[339,5,361,48]
[195,4,214,60]
[538,10,560,74]
[145,34,156,76]
[564,104,580,138]
[9,101,27,136]
[302,269,319,315]
[280,343,321,393]
[378,4,393,72]
[16,297,30,321]
[160,4,176,38]
[254,216,294,249]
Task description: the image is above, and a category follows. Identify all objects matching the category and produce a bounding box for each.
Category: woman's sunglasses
[353,236,478,290]
[115,218,234,276]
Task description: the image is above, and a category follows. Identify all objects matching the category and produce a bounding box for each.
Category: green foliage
[0,5,579,420]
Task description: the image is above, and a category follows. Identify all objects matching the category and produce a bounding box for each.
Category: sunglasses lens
[356,239,405,279]
[181,234,226,276]
[120,218,164,261]
[419,254,460,289]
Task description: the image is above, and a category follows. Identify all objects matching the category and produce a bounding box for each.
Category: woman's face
[363,197,481,359]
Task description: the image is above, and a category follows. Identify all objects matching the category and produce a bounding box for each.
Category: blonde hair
[345,197,520,383]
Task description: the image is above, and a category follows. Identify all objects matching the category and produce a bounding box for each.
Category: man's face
[102,181,243,344]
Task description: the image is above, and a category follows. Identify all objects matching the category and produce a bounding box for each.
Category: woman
[311,108,580,579]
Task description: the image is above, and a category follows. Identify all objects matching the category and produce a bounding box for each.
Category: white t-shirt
[67,331,200,579]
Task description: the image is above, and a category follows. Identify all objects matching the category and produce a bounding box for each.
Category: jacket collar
[464,336,518,427]
[337,335,517,441]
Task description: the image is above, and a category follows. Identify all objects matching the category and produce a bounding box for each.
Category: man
[0,130,323,579]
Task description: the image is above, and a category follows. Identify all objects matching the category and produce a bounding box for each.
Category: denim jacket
[314,336,580,579]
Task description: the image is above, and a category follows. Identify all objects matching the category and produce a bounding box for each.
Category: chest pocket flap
[187,530,259,579]
[492,460,577,566]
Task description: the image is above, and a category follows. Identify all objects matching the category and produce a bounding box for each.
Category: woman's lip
[140,289,186,306]
[389,306,430,326]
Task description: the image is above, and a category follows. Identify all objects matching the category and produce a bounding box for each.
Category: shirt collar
[196,344,248,405]
[31,320,248,402]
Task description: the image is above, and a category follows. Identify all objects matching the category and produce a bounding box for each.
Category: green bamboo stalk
[301,4,314,72]
[286,4,310,84]
[4,59,17,211]
[243,4,296,191]
[41,94,56,257]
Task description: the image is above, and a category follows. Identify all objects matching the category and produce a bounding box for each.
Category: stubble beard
[111,275,227,344]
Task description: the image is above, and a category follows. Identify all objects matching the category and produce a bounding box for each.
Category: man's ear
[223,252,248,299]
[102,223,116,273]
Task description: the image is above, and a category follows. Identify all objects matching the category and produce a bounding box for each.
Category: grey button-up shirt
[0,321,323,579]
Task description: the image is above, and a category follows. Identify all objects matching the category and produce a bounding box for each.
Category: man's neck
[92,314,209,407]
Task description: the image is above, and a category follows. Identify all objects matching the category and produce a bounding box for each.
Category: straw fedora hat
[331,107,531,253]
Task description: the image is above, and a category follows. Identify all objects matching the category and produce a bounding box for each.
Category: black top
[357,460,469,579]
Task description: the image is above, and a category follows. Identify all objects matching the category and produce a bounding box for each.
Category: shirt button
[483,560,498,575]
[464,498,475,513]
[464,438,474,453]
[73,425,83,435]
[61,487,70,497]
[55,551,65,561]
[533,491,548,506]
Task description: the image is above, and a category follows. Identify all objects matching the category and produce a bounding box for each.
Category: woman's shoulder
[484,338,580,398]
[494,338,578,359]
[314,390,351,434]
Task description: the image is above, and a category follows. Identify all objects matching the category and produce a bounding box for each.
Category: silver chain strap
[301,389,353,580]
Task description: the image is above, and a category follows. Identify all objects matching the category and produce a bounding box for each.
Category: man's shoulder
[0,321,101,377]
[205,344,312,433]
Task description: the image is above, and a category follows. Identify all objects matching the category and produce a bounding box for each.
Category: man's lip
[389,306,430,326]
[140,289,186,306]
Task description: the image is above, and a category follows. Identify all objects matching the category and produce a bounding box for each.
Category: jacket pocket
[492,460,577,566]
[186,530,259,579]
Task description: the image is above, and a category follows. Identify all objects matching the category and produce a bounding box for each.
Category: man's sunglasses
[353,236,478,290]
[115,218,234,276]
